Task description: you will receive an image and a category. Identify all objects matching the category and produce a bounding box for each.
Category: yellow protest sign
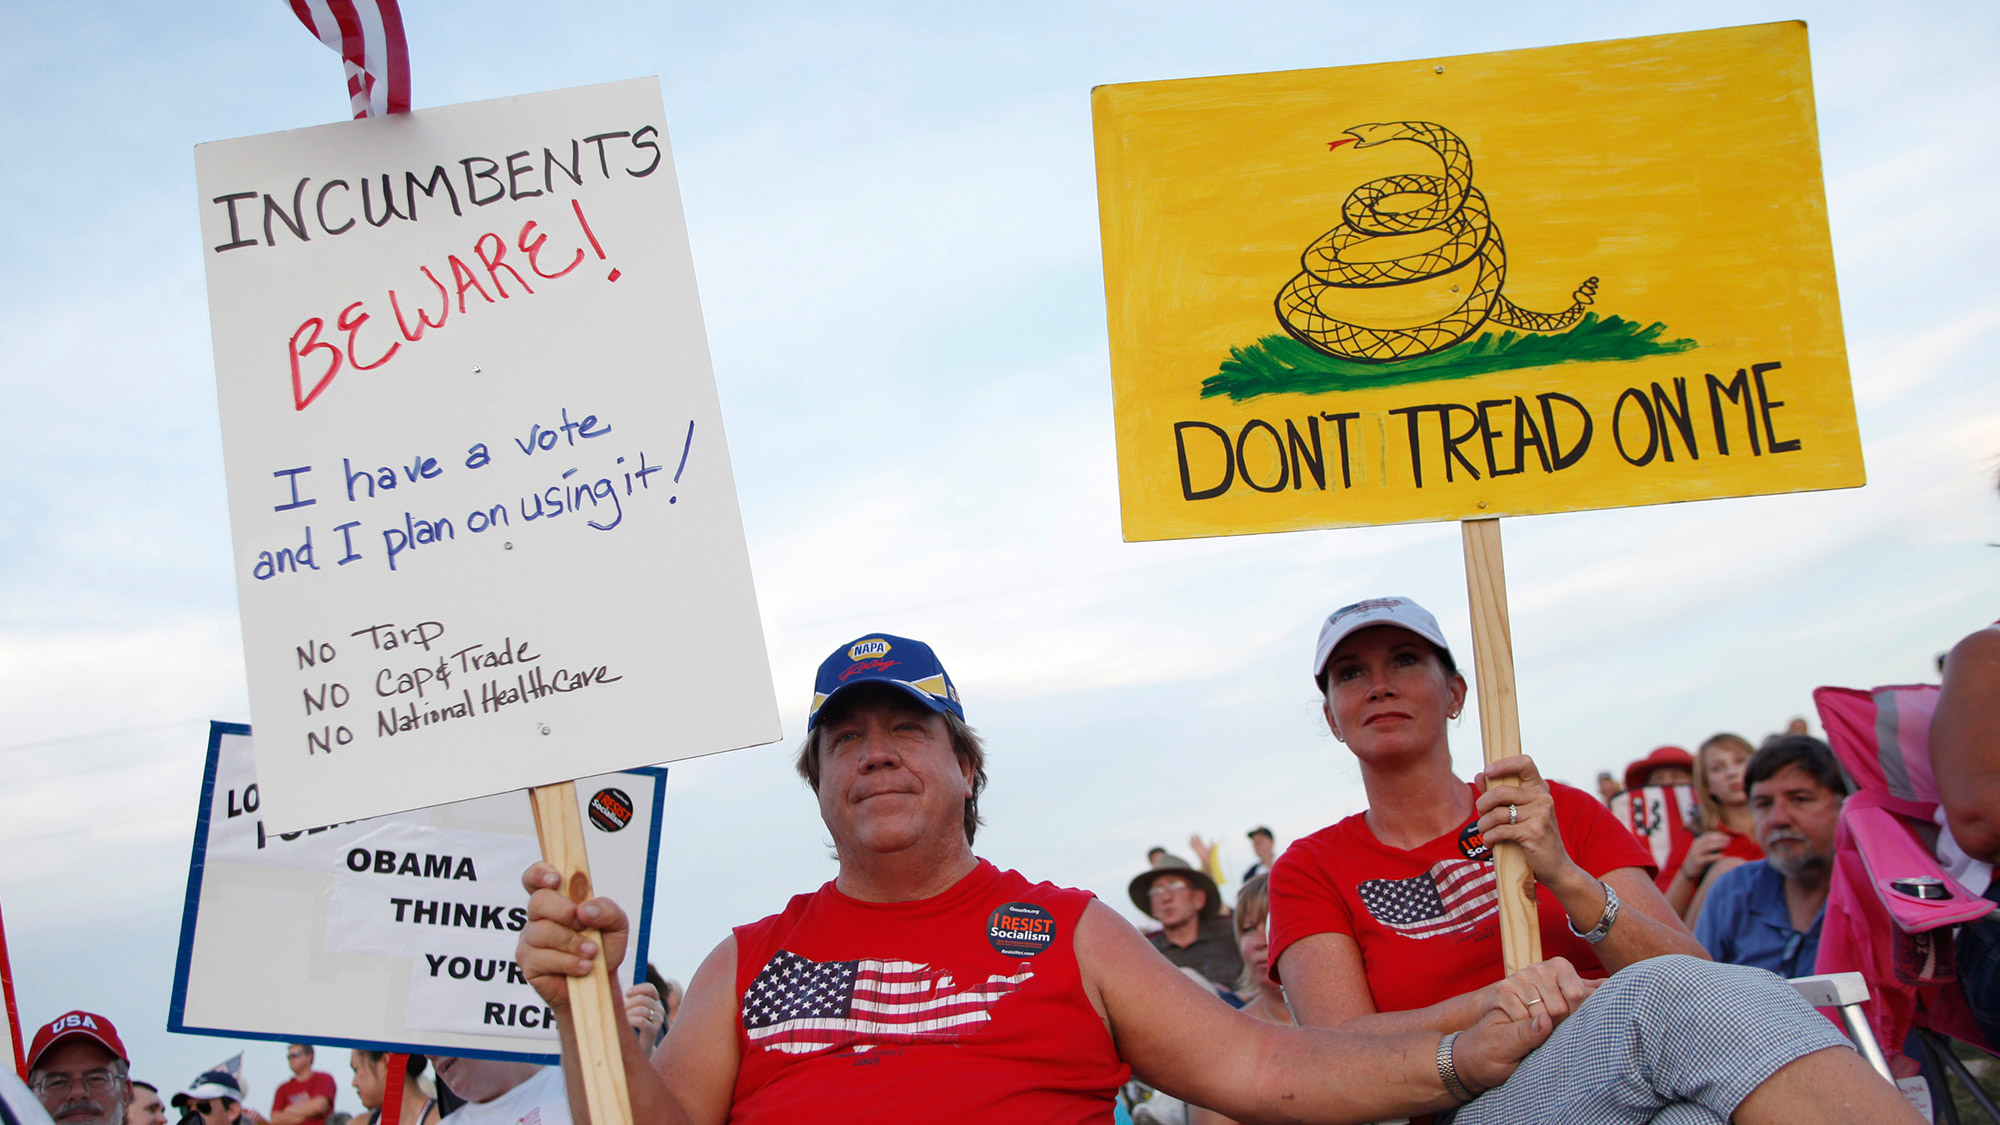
[1094,21,1863,542]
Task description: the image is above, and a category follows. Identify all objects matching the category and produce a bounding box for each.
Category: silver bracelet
[1567,879,1620,944]
[1437,1031,1475,1104]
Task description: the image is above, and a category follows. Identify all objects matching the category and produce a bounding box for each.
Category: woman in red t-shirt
[1669,732,1765,925]
[1265,597,1920,1123]
[1269,597,1708,1030]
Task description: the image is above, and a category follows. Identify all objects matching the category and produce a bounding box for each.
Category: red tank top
[728,859,1128,1123]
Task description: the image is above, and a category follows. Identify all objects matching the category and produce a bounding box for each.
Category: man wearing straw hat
[1129,852,1242,989]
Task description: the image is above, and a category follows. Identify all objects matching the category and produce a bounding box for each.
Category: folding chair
[1791,971,1894,1078]
[1813,684,2000,1119]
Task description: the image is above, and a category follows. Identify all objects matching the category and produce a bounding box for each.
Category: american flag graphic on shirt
[741,949,1033,1055]
[1357,859,1498,939]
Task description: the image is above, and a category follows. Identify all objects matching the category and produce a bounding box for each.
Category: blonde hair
[1693,733,1754,831]
[1233,874,1271,996]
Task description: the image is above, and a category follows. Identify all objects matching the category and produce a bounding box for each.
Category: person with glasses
[268,1047,334,1125]
[168,1072,245,1125]
[1128,852,1244,991]
[25,1012,131,1125]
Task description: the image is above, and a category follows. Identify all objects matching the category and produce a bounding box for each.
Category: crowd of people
[1125,699,1874,1001]
[10,999,677,1125]
[9,1016,350,1125]
[18,598,1995,1124]
[505,614,1986,1124]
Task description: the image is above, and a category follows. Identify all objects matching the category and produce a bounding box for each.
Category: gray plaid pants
[1447,955,1855,1124]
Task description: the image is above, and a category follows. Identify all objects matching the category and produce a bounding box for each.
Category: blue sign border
[167,721,664,1065]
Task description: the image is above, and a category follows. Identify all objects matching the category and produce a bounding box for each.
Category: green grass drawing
[1201,313,1698,402]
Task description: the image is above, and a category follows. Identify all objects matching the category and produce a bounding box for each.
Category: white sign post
[171,723,665,1061]
[195,77,779,833]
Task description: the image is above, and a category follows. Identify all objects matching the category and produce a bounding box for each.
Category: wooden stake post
[530,782,636,1125]
[1460,518,1543,975]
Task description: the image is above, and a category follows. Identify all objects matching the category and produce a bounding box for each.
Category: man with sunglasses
[169,1072,246,1125]
[25,1012,131,1125]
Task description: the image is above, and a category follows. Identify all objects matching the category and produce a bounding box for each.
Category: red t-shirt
[729,859,1128,1123]
[1655,823,1765,892]
[272,1072,336,1125]
[1268,781,1655,1014]
[1720,829,1764,862]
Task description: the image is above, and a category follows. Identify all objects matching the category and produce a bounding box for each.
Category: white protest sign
[196,77,780,832]
[171,723,663,1058]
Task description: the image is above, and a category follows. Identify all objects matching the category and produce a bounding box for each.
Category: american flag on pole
[1357,858,1498,939]
[286,0,411,118]
[741,950,1032,1056]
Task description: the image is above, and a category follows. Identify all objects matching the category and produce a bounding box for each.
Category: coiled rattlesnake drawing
[1275,121,1599,363]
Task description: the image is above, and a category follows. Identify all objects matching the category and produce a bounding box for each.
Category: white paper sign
[195,77,780,831]
[170,723,664,1059]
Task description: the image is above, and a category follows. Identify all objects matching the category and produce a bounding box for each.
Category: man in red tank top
[516,633,1554,1124]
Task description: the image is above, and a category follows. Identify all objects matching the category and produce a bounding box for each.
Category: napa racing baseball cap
[809,633,963,729]
[1311,596,1456,685]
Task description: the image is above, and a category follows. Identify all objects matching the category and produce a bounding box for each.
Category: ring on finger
[1525,997,1543,1006]
[1508,804,1519,826]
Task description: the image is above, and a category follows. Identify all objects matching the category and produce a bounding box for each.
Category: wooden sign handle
[1460,517,1542,975]
[530,781,635,1125]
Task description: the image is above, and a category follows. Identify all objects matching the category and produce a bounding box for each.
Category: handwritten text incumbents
[208,128,662,253]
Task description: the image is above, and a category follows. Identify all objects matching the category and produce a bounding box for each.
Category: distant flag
[205,1052,245,1084]
[286,0,410,118]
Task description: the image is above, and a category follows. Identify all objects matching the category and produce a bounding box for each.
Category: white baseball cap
[1311,597,1455,685]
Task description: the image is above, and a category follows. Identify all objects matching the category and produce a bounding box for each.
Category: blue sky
[4,0,1998,1108]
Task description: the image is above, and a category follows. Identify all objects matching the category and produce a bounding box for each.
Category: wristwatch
[1436,1031,1476,1103]
[1567,879,1620,944]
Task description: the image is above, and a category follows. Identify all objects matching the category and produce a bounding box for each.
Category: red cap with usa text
[26,1011,129,1073]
